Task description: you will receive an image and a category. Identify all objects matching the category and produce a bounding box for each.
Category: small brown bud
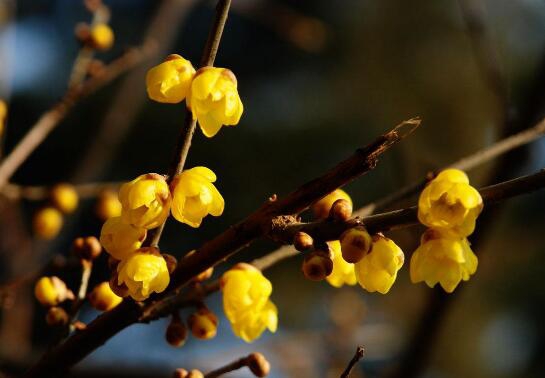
[302,249,333,281]
[75,23,90,42]
[293,231,313,252]
[329,198,353,221]
[193,267,214,283]
[340,226,372,263]
[72,236,102,261]
[109,275,129,298]
[247,352,270,377]
[84,0,103,12]
[46,307,68,326]
[166,314,188,348]
[172,369,204,378]
[188,307,218,340]
[162,254,178,275]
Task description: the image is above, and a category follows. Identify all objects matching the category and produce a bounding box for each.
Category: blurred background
[1,0,545,377]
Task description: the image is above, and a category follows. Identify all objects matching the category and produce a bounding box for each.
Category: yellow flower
[117,248,170,301]
[100,216,147,260]
[34,276,73,307]
[326,240,357,288]
[50,183,79,214]
[220,263,278,343]
[312,189,352,220]
[89,282,123,311]
[33,207,63,240]
[146,54,196,103]
[418,169,483,237]
[187,67,243,138]
[89,23,114,50]
[119,173,172,229]
[95,189,122,221]
[410,229,478,293]
[354,235,404,294]
[171,167,224,228]
[0,100,7,135]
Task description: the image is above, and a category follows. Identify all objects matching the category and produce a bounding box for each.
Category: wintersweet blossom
[119,173,171,229]
[117,248,170,301]
[410,229,478,293]
[354,235,404,294]
[418,169,483,237]
[171,167,224,228]
[326,240,357,288]
[146,54,196,103]
[100,216,147,260]
[221,263,277,342]
[187,67,243,137]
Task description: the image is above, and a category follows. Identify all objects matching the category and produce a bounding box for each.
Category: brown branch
[0,40,157,191]
[355,115,545,217]
[204,356,249,378]
[340,346,365,378]
[23,119,419,377]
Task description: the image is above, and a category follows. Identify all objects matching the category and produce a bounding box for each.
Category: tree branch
[340,346,365,378]
[0,40,157,191]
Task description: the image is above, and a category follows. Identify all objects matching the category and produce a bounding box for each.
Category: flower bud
[46,306,69,326]
[293,231,313,252]
[109,275,129,298]
[247,352,270,377]
[302,248,333,281]
[89,23,114,51]
[33,207,63,240]
[166,314,188,347]
[340,226,372,263]
[34,276,74,307]
[329,198,353,221]
[311,189,352,220]
[188,308,218,340]
[72,236,102,261]
[50,183,79,214]
[193,267,214,283]
[95,189,122,221]
[74,23,90,43]
[162,253,178,274]
[89,282,123,311]
[100,216,147,260]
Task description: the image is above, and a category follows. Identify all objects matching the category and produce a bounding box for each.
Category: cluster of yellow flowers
[33,183,79,240]
[99,169,224,300]
[221,263,278,342]
[306,189,405,294]
[410,168,483,292]
[305,171,482,295]
[146,54,243,138]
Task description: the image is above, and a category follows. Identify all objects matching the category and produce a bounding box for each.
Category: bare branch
[340,346,365,378]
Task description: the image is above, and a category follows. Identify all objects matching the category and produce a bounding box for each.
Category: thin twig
[148,0,233,248]
[204,356,249,378]
[340,346,365,378]
[0,40,157,191]
[354,115,545,217]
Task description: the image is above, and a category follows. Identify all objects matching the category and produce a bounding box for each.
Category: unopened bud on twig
[247,352,270,377]
[188,307,218,340]
[293,231,313,252]
[340,226,372,263]
[172,369,204,378]
[166,314,188,348]
[72,236,102,261]
[46,306,69,326]
[329,198,353,221]
[302,247,333,281]
[162,254,178,275]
